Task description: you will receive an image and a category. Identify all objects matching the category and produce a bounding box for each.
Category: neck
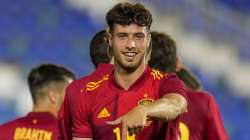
[32,101,57,117]
[114,63,146,90]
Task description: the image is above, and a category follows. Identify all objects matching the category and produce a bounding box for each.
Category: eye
[117,34,128,40]
[135,34,145,40]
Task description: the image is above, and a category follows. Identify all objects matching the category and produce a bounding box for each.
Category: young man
[149,31,228,140]
[0,64,75,140]
[58,29,113,140]
[66,2,187,140]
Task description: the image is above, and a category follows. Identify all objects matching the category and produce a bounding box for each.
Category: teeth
[125,52,136,57]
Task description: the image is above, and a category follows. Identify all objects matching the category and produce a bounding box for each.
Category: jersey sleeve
[58,88,72,140]
[158,73,187,99]
[206,95,228,140]
[65,82,93,138]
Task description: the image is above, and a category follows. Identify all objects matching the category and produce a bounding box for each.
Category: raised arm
[144,93,187,121]
[107,92,187,140]
[107,74,187,140]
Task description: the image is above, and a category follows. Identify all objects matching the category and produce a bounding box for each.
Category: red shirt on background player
[58,63,113,140]
[58,29,114,140]
[149,31,228,140]
[179,90,228,140]
[176,66,228,140]
[177,68,228,140]
[0,112,58,140]
[0,64,75,140]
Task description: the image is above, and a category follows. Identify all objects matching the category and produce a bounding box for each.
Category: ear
[147,36,152,53]
[106,32,112,47]
[106,32,113,61]
[147,33,151,46]
[48,91,57,104]
[107,44,113,58]
[176,56,183,72]
[146,34,152,57]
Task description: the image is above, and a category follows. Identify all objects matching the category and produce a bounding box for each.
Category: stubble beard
[116,54,145,73]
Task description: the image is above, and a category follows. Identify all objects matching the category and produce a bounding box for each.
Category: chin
[120,62,142,72]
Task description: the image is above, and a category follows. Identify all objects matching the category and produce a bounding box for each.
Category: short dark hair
[28,64,75,103]
[176,68,202,91]
[149,31,177,73]
[106,2,153,32]
[90,30,111,68]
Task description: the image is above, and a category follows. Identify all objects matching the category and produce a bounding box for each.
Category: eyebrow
[115,32,145,35]
[134,33,145,36]
[116,32,128,36]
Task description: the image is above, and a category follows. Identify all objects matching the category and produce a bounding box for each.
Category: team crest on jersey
[138,98,154,106]
[150,69,167,80]
[85,75,109,91]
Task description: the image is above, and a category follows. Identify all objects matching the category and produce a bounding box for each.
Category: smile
[123,52,137,57]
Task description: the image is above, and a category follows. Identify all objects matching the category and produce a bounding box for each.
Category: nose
[127,38,136,49]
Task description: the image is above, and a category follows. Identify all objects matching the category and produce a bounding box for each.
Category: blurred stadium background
[0,0,250,139]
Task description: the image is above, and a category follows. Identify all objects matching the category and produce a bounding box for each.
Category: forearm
[144,93,187,121]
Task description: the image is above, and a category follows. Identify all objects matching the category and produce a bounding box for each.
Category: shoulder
[187,90,213,101]
[66,73,110,101]
[85,74,109,92]
[187,91,218,113]
[0,116,26,130]
[151,68,179,82]
[149,69,174,81]
[66,75,92,93]
[67,65,112,94]
[155,69,185,88]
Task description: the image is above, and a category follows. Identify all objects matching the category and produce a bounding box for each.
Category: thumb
[106,117,122,125]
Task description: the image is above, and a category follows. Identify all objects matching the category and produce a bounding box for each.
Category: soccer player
[0,64,75,140]
[149,31,228,140]
[58,29,114,140]
[90,30,113,69]
[67,2,187,140]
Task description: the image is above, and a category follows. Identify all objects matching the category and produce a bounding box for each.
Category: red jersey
[58,63,114,140]
[179,90,228,140]
[0,112,58,140]
[67,66,186,140]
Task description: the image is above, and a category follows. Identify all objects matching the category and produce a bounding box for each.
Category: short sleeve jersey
[179,90,228,140]
[58,63,114,140]
[0,112,59,140]
[68,66,186,140]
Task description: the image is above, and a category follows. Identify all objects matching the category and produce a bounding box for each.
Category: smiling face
[108,24,151,72]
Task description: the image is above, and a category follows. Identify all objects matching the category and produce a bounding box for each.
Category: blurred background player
[0,64,75,140]
[176,67,228,140]
[149,31,228,140]
[67,2,187,140]
[58,29,113,140]
[90,29,113,69]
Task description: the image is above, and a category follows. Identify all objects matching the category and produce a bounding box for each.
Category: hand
[107,105,148,140]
